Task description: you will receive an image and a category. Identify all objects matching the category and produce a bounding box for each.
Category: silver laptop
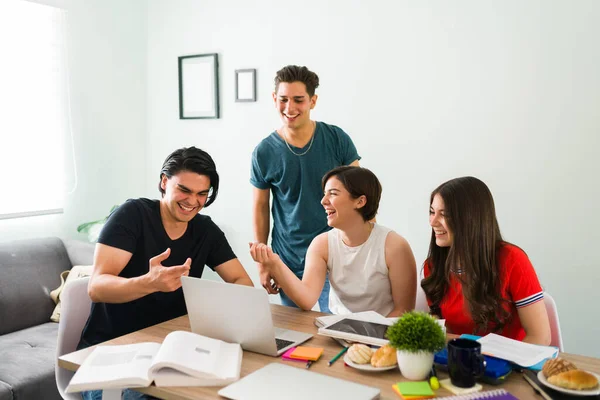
[181,277,313,356]
[218,363,380,400]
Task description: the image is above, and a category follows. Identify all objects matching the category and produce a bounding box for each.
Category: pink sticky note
[281,346,306,362]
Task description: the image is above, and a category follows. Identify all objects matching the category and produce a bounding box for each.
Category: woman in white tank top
[250,166,417,316]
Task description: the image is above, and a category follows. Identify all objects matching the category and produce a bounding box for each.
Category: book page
[477,333,557,367]
[214,341,243,382]
[66,342,160,393]
[149,331,242,382]
[152,367,234,387]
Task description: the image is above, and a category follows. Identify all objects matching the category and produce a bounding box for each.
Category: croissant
[347,344,373,364]
[548,370,599,390]
[542,357,577,378]
[371,344,397,368]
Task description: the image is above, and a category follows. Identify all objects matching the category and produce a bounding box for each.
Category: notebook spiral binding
[437,389,517,400]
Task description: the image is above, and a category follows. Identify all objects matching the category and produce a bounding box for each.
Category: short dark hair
[321,166,382,221]
[158,147,219,207]
[274,65,320,97]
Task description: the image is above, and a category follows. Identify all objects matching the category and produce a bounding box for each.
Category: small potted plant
[386,311,446,380]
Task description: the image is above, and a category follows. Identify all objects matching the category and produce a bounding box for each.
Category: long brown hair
[421,176,511,334]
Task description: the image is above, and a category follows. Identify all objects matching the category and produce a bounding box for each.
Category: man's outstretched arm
[88,244,190,303]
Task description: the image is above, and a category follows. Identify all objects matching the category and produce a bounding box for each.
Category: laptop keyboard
[275,338,295,350]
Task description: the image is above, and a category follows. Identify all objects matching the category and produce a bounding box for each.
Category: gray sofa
[0,237,94,400]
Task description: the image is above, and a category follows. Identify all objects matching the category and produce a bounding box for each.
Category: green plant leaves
[76,205,120,233]
[386,311,446,353]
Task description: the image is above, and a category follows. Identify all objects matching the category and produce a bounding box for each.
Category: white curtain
[0,0,72,219]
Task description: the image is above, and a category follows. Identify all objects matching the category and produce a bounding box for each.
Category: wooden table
[59,304,600,400]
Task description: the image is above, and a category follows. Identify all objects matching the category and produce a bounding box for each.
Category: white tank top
[327,223,394,316]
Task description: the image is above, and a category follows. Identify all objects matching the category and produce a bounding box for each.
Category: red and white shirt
[423,243,544,341]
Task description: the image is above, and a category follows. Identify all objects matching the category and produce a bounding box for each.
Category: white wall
[0,0,148,242]
[2,0,597,357]
[146,0,600,356]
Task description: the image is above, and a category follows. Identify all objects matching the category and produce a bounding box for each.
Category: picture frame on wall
[178,53,219,119]
[235,69,256,102]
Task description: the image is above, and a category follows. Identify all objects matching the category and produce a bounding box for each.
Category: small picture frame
[178,53,220,119]
[235,69,256,102]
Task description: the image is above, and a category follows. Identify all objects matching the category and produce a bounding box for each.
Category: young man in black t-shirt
[78,147,253,400]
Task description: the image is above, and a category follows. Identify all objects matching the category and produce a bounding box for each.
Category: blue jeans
[279,273,331,313]
[81,389,158,400]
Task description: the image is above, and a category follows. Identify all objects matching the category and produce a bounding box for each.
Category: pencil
[328,346,349,366]
[306,360,313,369]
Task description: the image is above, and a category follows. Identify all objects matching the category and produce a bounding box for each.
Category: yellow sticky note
[289,346,324,361]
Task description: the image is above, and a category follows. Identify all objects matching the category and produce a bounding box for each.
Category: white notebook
[218,363,380,400]
[477,333,557,367]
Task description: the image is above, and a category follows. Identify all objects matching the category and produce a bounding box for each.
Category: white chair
[55,277,92,399]
[544,292,564,352]
[55,277,122,400]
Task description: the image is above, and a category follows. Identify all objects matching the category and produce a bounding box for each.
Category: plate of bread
[344,343,397,372]
[537,357,600,396]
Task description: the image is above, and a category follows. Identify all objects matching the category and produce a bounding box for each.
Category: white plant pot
[396,350,434,380]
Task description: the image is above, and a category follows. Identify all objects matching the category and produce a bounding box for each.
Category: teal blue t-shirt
[250,121,360,276]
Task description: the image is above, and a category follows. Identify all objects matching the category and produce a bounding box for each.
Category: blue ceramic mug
[447,338,486,388]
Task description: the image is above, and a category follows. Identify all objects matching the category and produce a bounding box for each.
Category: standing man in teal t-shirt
[250,65,361,313]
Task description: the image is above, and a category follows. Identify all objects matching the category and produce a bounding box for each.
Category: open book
[66,330,243,393]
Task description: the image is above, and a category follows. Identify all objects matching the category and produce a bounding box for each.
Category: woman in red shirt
[422,176,551,345]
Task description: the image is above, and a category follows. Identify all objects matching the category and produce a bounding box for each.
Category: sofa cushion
[63,239,95,267]
[0,381,12,400]
[0,323,61,400]
[0,237,72,335]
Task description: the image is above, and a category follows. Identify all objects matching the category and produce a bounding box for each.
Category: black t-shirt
[79,198,236,348]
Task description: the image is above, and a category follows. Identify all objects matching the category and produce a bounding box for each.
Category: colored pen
[328,346,349,366]
[306,360,313,369]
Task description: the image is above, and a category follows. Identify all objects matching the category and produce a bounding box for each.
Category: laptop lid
[218,363,380,400]
[181,277,312,356]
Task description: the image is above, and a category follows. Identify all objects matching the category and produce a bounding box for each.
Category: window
[0,0,72,220]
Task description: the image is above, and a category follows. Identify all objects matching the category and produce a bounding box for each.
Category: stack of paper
[477,334,558,367]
